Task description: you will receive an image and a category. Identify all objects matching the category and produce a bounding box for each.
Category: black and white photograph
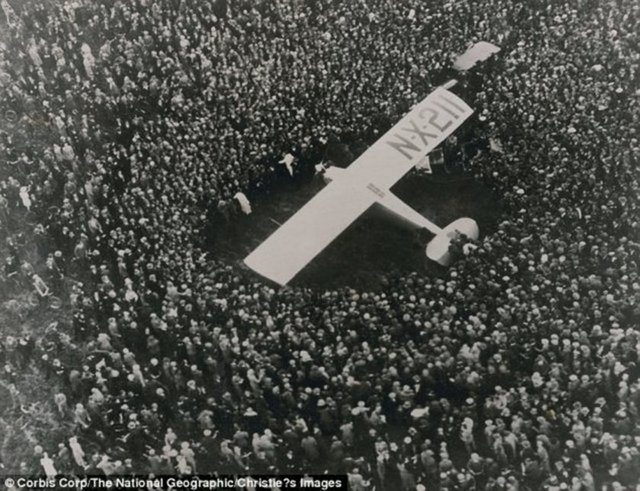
[0,0,638,489]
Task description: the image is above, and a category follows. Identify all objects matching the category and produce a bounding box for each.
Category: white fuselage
[320,165,479,266]
[320,165,441,234]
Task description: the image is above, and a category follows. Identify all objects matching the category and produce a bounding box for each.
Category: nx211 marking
[386,95,466,159]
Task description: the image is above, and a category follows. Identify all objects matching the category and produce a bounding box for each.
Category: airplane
[244,86,478,286]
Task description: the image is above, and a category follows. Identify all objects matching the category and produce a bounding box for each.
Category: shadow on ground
[210,171,502,290]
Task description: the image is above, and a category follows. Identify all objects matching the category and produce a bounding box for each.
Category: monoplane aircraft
[245,86,478,285]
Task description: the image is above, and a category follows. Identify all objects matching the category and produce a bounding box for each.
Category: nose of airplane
[426,217,479,266]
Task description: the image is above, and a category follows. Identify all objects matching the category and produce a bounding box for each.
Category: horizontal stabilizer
[426,218,479,266]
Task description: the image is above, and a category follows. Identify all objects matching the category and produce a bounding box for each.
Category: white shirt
[234,192,252,215]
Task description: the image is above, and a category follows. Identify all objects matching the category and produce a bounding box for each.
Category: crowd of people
[0,0,639,489]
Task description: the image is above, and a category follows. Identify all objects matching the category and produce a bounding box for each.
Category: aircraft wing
[244,180,377,285]
[344,87,473,188]
[244,88,473,285]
